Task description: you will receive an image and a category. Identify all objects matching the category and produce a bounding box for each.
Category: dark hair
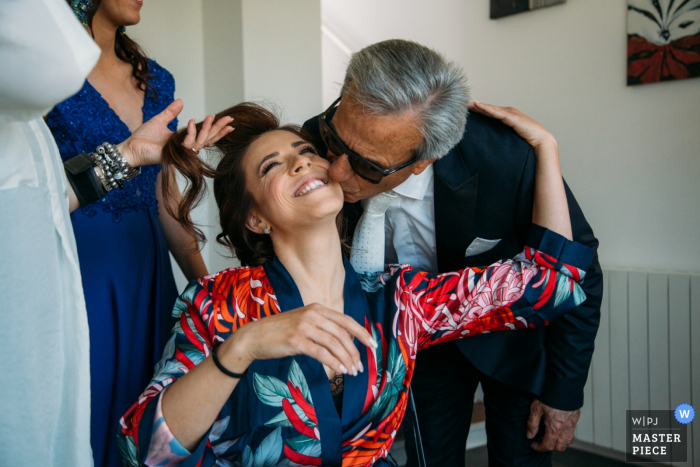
[161,102,345,267]
[75,0,157,99]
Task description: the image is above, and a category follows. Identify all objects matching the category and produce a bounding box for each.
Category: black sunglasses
[318,96,418,184]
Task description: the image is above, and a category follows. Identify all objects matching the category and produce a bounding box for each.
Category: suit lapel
[433,147,478,273]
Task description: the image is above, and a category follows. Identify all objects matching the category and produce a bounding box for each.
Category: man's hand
[526,399,580,452]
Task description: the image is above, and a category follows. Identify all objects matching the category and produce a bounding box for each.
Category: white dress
[0,0,100,465]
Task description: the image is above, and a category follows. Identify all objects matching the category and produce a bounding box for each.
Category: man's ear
[245,210,268,235]
[411,158,438,176]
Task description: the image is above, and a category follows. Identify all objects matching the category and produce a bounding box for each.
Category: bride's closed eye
[299,144,317,156]
[262,160,279,176]
[260,144,318,176]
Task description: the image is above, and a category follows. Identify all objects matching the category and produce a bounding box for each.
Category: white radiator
[575,270,700,465]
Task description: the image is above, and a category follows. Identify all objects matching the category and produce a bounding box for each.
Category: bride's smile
[242,130,344,234]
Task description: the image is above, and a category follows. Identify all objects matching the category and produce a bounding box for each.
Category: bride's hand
[468,101,557,152]
[219,303,378,377]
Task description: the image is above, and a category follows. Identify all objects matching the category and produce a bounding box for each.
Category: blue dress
[46,60,179,467]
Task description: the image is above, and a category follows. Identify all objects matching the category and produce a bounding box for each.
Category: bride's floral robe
[119,226,593,467]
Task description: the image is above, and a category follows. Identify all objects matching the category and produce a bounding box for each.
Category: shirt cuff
[525,224,594,277]
[144,389,191,467]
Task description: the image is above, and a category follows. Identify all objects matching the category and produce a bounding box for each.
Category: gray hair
[341,39,470,161]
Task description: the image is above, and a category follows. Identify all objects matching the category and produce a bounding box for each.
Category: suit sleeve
[514,146,604,411]
[392,226,594,353]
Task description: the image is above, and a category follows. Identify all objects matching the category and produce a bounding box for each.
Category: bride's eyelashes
[262,160,279,176]
[299,144,317,156]
[260,145,319,177]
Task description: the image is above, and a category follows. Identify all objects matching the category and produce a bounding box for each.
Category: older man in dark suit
[302,39,602,467]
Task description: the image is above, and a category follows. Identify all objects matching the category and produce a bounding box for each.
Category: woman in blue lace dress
[46,1,220,466]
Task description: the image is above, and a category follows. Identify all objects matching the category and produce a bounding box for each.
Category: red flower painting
[627,0,700,85]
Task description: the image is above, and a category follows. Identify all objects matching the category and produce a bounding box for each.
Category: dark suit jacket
[302,110,603,411]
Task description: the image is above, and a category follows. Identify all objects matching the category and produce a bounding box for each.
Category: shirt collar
[391,164,434,200]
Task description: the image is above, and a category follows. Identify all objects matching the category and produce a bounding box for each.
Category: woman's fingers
[182,116,234,153]
[213,125,235,144]
[316,319,361,362]
[321,308,377,350]
[313,319,362,375]
[301,342,347,376]
[468,101,498,117]
[469,101,518,123]
[298,306,361,375]
[182,118,197,150]
[241,304,377,376]
[468,101,554,150]
[207,116,234,145]
[306,328,357,375]
[205,122,234,147]
[196,115,215,148]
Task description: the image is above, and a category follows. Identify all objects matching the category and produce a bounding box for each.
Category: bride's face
[242,130,345,234]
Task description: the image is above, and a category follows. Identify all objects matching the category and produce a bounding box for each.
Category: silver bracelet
[91,142,141,192]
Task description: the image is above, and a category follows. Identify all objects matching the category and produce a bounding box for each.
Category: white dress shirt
[362,165,438,273]
[0,1,100,465]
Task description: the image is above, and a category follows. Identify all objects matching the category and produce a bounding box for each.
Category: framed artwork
[627,0,700,85]
[490,0,566,19]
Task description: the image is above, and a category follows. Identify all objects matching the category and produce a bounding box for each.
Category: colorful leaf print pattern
[118,266,282,465]
[341,320,409,466]
[253,360,323,466]
[202,267,281,340]
[119,229,592,467]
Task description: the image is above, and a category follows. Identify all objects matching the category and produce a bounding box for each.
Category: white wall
[200,0,246,275]
[130,0,206,126]
[322,0,700,272]
[242,0,323,124]
[202,0,244,116]
[129,0,210,289]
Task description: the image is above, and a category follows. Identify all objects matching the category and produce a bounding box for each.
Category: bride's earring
[264,227,271,235]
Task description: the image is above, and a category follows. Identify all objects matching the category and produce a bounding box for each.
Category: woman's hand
[468,101,557,152]
[116,99,234,167]
[220,304,378,377]
[182,114,234,154]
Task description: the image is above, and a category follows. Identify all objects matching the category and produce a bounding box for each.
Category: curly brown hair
[160,102,346,267]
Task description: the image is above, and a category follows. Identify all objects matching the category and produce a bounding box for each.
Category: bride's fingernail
[370,339,378,348]
[339,365,348,375]
[358,361,364,373]
[351,365,357,376]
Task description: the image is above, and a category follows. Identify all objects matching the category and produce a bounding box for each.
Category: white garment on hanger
[0,0,99,465]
